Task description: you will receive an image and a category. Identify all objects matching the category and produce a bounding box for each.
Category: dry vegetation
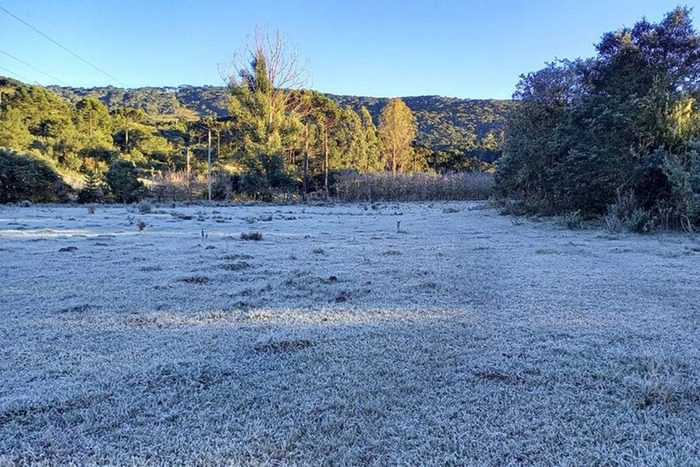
[0,202,699,464]
[334,172,494,202]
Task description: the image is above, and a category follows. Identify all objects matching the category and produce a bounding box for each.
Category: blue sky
[0,0,697,98]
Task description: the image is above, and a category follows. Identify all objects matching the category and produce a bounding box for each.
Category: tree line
[0,30,495,202]
[496,6,700,231]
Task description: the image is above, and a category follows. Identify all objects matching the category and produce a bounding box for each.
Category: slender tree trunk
[125,117,130,153]
[324,126,329,192]
[302,124,309,202]
[88,109,93,139]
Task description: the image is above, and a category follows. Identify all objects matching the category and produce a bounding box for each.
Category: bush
[628,208,654,233]
[603,191,654,233]
[137,201,152,214]
[240,154,295,201]
[148,171,210,202]
[0,149,70,203]
[240,231,263,241]
[77,171,106,203]
[562,210,583,230]
[106,159,145,203]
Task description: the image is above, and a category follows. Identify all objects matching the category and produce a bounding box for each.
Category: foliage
[0,29,511,203]
[330,94,513,157]
[496,7,700,230]
[379,98,418,174]
[106,159,144,203]
[0,149,70,202]
[77,171,107,203]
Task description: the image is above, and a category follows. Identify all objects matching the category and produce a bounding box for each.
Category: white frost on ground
[0,202,699,465]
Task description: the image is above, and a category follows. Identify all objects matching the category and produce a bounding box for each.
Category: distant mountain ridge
[48,85,514,152]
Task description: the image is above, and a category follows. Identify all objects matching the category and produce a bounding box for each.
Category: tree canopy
[496,7,700,229]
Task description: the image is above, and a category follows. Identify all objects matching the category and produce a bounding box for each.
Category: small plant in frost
[138,201,152,214]
[240,231,263,241]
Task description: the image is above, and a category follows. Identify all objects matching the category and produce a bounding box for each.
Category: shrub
[240,232,263,241]
[603,191,654,233]
[148,171,209,202]
[77,171,106,203]
[0,149,70,203]
[240,154,295,201]
[562,210,583,230]
[628,208,654,233]
[137,201,152,214]
[106,159,144,203]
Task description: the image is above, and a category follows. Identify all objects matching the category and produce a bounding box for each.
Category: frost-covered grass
[1,202,699,465]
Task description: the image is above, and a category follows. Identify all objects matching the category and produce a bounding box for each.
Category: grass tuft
[240,232,263,241]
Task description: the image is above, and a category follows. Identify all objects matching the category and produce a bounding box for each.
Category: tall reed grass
[334,172,494,202]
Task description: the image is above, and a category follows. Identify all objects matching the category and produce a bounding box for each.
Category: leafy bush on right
[496,7,700,232]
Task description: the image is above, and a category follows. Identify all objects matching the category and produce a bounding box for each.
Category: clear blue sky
[0,0,697,98]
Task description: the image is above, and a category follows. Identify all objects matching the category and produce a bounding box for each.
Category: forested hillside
[49,85,512,155]
[329,95,513,156]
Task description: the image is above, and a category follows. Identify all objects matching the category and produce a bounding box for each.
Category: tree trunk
[125,118,130,153]
[87,108,93,139]
[302,124,309,202]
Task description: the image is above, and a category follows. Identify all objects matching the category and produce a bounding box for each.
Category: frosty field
[1,202,699,465]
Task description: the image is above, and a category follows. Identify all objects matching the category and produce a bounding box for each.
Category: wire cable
[0,64,32,83]
[0,49,70,85]
[0,4,127,86]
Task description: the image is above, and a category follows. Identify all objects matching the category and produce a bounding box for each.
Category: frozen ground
[0,201,699,465]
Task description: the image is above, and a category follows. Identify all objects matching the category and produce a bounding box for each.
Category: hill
[48,85,514,153]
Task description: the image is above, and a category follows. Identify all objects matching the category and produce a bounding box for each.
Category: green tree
[106,159,144,203]
[226,30,306,160]
[77,171,106,203]
[379,98,417,174]
[359,106,381,172]
[497,7,700,225]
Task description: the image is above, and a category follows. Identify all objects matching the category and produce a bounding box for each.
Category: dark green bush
[0,149,70,203]
[77,171,106,203]
[240,154,295,201]
[496,8,700,231]
[106,159,145,203]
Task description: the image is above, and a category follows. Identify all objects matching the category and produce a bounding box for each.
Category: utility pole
[186,147,191,201]
[207,127,212,202]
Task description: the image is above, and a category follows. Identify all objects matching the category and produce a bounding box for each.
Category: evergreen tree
[106,159,144,203]
[77,171,106,203]
[359,106,381,172]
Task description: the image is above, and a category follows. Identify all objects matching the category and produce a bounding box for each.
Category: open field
[1,202,699,465]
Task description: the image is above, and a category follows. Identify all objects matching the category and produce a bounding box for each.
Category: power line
[0,49,70,85]
[0,64,32,83]
[0,4,127,86]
